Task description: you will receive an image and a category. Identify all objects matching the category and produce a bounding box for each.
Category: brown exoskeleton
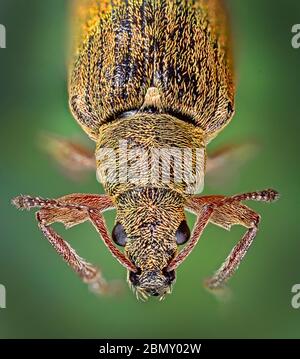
[12,0,279,300]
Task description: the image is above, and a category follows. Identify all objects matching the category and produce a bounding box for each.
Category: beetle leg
[41,133,95,180]
[88,210,137,273]
[186,188,279,291]
[12,194,124,295]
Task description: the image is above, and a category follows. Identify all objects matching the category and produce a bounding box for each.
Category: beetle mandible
[13,0,279,300]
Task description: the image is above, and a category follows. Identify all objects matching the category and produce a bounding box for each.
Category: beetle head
[112,188,190,300]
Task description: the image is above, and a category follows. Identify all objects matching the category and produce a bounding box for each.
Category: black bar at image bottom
[0,339,300,357]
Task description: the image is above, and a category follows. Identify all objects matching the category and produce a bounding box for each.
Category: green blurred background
[0,0,299,339]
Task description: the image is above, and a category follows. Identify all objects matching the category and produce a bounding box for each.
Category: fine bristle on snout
[128,269,176,300]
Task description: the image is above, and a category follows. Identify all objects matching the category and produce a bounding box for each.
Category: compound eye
[163,269,176,285]
[175,220,190,245]
[129,267,141,286]
[112,222,128,247]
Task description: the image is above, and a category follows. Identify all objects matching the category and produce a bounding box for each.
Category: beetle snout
[128,268,176,298]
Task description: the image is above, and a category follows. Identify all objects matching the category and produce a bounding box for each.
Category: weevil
[12,0,279,300]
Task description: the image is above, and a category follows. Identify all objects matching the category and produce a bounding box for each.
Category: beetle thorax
[96,112,206,199]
